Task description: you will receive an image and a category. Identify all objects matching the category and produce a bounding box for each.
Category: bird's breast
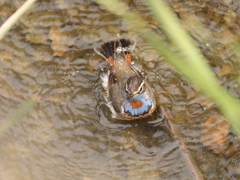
[121,94,153,119]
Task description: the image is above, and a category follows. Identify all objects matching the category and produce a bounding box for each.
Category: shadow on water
[1,0,240,179]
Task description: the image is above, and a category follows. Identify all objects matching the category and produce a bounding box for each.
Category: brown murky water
[0,0,240,179]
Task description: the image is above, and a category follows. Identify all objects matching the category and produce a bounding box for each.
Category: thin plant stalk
[0,97,38,134]
[146,0,240,136]
[0,0,37,41]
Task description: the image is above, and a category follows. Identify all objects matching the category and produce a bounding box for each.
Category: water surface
[0,0,240,179]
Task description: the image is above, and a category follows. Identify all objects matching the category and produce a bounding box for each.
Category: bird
[94,38,156,120]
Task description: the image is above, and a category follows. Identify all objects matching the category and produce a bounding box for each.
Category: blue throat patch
[122,94,152,117]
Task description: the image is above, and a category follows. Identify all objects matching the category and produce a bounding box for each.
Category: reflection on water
[0,0,240,179]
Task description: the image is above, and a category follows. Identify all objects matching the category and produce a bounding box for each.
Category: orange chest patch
[129,100,143,108]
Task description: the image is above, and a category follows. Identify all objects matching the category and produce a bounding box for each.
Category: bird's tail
[94,38,136,66]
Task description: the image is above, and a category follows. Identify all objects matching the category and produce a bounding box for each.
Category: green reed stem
[0,0,37,41]
[95,0,240,137]
[0,97,38,134]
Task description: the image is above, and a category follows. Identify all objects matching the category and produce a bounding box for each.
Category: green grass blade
[0,97,38,134]
[145,0,240,133]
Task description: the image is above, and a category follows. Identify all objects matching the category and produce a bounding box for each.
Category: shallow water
[0,0,240,179]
